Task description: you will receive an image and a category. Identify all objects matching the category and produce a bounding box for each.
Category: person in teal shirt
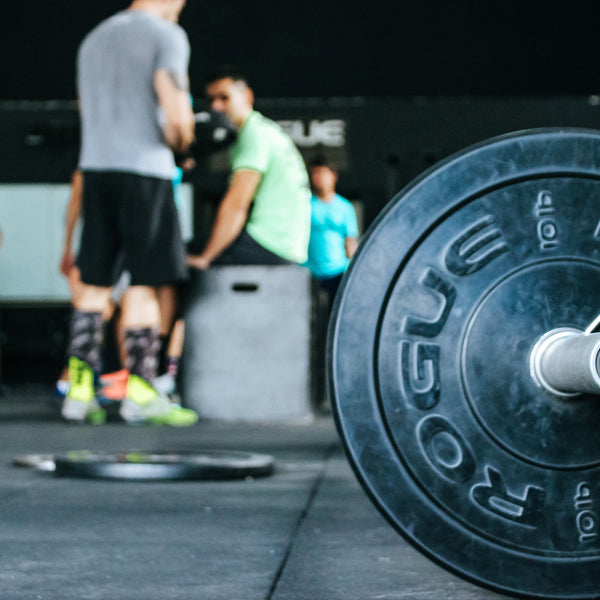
[187,66,310,269]
[306,156,359,304]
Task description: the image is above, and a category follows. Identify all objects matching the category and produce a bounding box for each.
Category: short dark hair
[206,65,250,87]
[308,154,337,172]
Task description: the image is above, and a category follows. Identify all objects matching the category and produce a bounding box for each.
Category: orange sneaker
[99,369,129,401]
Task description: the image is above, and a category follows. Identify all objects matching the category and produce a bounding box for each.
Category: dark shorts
[189,229,293,266]
[316,272,344,302]
[77,171,188,287]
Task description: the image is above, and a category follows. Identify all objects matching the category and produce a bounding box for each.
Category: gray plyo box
[182,266,313,421]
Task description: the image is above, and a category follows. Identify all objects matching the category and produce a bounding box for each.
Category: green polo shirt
[230,111,311,263]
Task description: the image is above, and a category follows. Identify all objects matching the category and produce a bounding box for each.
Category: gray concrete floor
[0,383,512,600]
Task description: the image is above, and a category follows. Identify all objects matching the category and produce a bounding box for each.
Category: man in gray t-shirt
[78,4,189,179]
[62,0,197,426]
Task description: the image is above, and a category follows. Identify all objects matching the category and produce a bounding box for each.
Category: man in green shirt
[187,66,311,269]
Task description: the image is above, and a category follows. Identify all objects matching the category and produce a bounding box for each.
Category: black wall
[3,95,600,231]
[2,1,599,101]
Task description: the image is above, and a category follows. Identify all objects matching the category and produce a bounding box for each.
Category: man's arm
[344,202,359,259]
[187,170,261,269]
[154,69,195,154]
[345,236,358,259]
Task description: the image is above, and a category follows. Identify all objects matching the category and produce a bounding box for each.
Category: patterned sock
[123,328,160,383]
[67,310,104,373]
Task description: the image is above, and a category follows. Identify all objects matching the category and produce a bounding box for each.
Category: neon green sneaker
[120,374,198,426]
[61,357,106,425]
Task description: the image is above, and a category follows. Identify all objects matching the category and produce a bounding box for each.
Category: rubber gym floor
[0,383,511,600]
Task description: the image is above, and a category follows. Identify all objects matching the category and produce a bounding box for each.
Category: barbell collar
[530,328,600,397]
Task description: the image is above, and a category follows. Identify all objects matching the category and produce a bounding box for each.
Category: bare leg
[167,318,185,360]
[156,285,178,336]
[120,286,160,331]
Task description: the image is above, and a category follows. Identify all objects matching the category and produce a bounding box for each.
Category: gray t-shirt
[77,10,190,179]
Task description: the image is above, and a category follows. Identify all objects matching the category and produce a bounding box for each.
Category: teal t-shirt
[306,194,359,279]
[229,111,311,263]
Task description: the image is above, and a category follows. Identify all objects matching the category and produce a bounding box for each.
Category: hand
[180,157,196,172]
[60,251,75,277]
[187,254,211,270]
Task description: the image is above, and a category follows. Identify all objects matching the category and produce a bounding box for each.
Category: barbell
[328,128,600,599]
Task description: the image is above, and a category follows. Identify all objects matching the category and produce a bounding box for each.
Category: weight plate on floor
[329,128,600,599]
[13,454,56,472]
[53,450,275,481]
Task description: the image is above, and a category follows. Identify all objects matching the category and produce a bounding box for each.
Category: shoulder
[156,17,188,39]
[143,13,189,47]
[236,112,276,150]
[243,111,288,140]
[81,11,187,46]
[79,12,120,48]
[243,111,272,131]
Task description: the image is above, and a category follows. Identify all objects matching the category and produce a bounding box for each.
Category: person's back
[78,10,188,179]
[232,111,310,264]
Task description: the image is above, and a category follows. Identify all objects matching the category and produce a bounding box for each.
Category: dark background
[1,0,598,100]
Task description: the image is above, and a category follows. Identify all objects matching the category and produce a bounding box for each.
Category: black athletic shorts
[77,171,188,287]
[187,230,293,266]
